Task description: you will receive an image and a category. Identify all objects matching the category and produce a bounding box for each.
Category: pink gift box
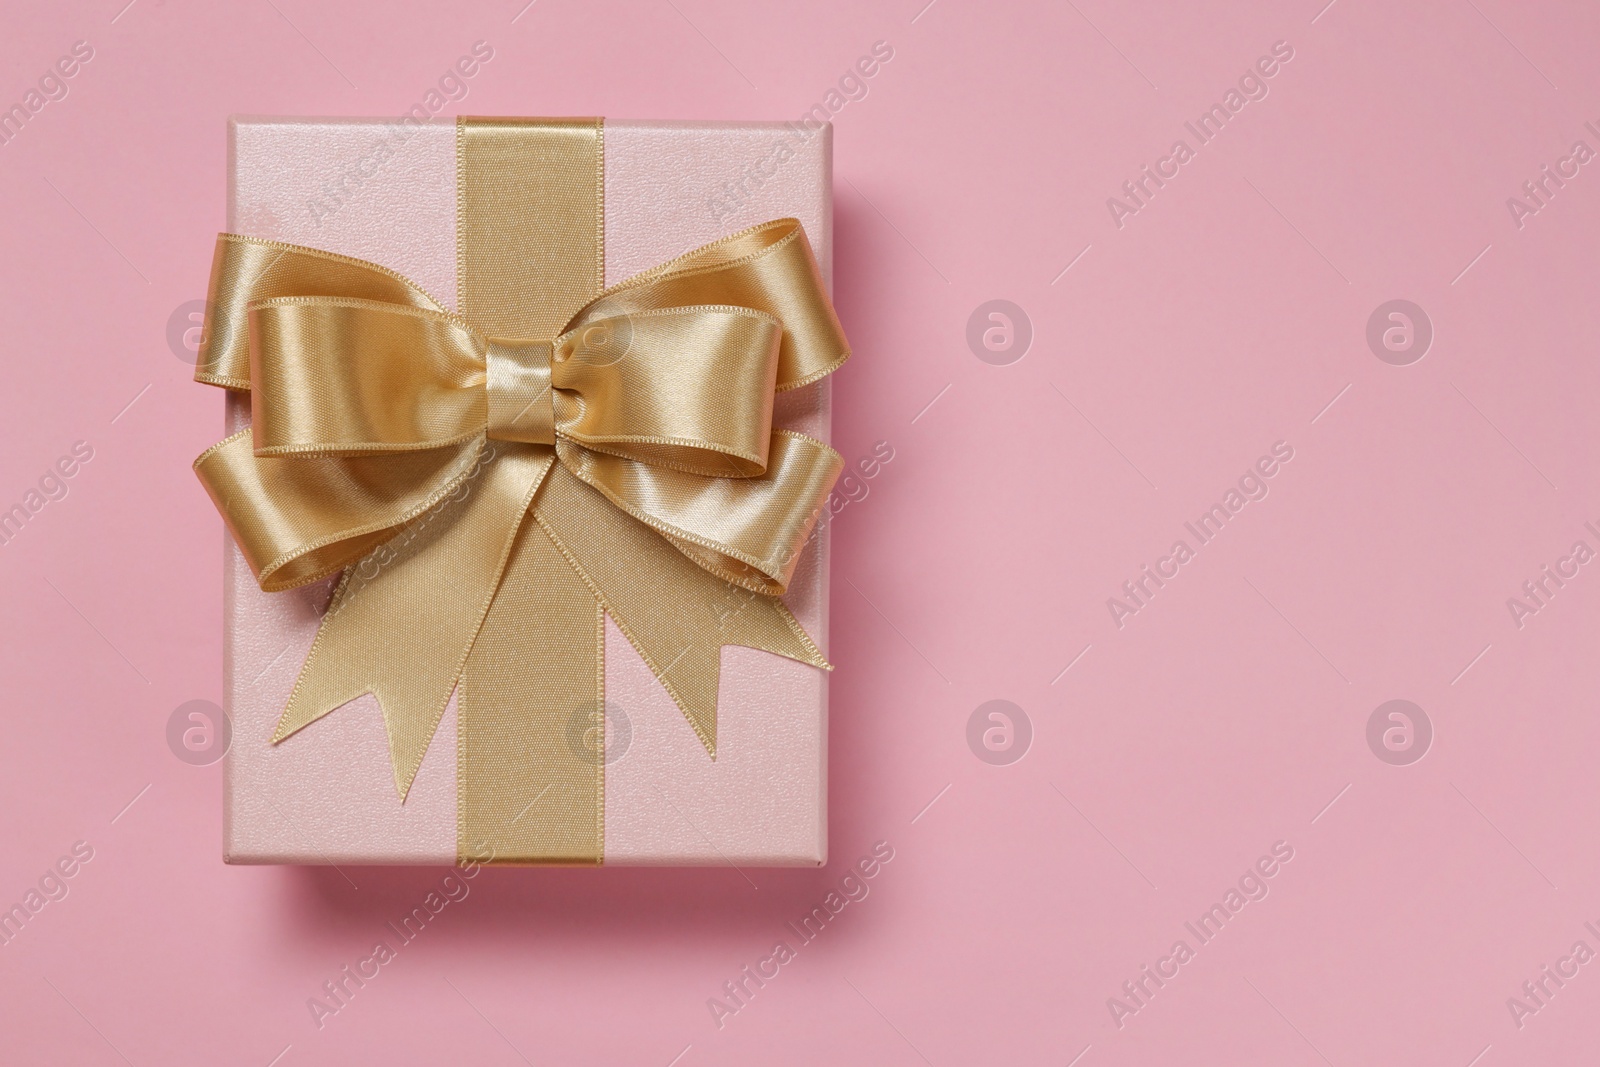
[219,117,833,866]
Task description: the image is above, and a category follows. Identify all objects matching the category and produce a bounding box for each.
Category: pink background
[1,0,1597,1064]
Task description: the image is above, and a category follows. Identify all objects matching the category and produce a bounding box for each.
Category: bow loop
[550,305,781,478]
[581,218,846,392]
[196,218,848,600]
[194,431,489,592]
[196,234,452,391]
[557,429,843,594]
[249,297,485,456]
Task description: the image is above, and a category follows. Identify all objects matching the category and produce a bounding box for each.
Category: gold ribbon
[193,118,848,864]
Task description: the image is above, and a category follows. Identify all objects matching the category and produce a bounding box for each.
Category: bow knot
[484,337,555,445]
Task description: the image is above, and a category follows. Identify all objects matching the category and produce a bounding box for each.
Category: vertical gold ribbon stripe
[457,117,603,337]
[456,117,606,865]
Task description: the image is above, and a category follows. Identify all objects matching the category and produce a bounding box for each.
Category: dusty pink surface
[223,118,831,866]
[3,1,1600,1064]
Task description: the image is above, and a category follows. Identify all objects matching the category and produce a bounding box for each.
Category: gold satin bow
[193,216,848,863]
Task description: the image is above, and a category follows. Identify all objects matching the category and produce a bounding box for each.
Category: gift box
[205,117,842,866]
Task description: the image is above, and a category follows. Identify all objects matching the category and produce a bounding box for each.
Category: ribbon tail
[272,443,556,799]
[533,464,828,757]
